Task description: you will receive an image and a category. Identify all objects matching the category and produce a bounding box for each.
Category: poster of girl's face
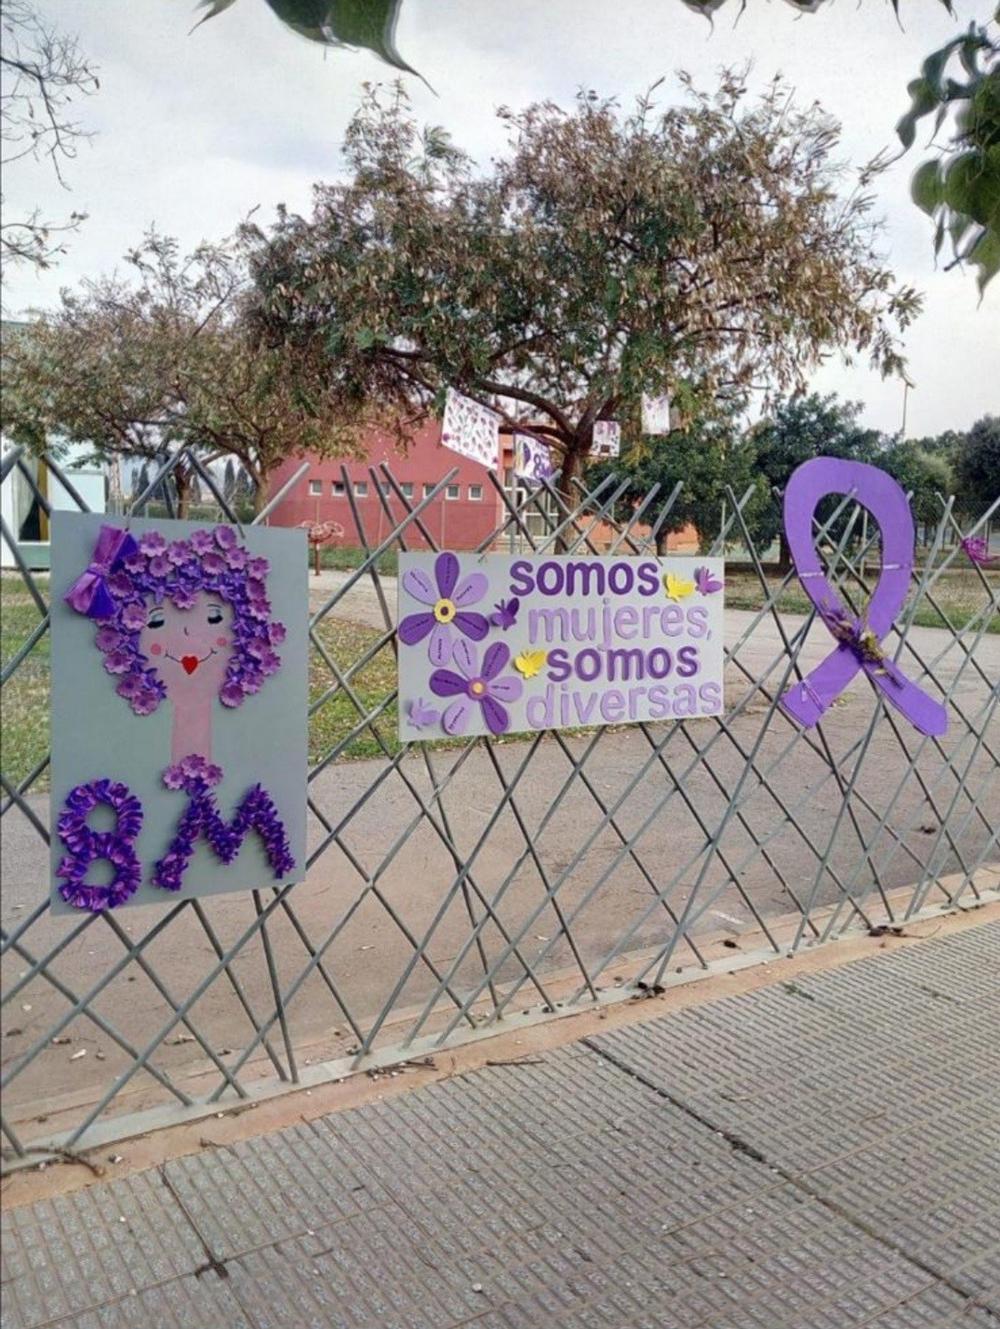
[49,512,308,914]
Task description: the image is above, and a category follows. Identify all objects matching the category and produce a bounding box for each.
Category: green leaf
[190,0,238,31]
[942,149,999,228]
[354,326,376,349]
[263,0,429,86]
[896,78,942,150]
[968,225,1000,294]
[910,159,943,216]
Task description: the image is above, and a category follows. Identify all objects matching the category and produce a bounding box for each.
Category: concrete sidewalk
[3,920,998,1329]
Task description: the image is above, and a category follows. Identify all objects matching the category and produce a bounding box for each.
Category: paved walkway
[3,920,998,1329]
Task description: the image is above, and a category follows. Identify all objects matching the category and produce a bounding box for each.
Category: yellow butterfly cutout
[514,649,548,679]
[663,571,695,602]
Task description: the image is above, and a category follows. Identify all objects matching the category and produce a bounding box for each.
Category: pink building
[266,419,512,550]
[266,417,700,553]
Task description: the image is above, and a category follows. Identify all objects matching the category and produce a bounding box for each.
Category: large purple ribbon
[64,524,139,620]
[781,457,948,738]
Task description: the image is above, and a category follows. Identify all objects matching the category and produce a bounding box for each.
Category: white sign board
[397,553,724,741]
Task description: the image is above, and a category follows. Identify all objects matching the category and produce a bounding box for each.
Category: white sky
[3,0,997,439]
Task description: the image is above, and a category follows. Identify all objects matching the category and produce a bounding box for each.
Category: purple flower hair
[66,524,286,717]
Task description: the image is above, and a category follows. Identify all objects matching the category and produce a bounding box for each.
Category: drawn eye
[207,606,224,625]
[147,611,165,630]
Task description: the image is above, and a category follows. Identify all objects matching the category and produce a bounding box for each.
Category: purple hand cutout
[781,457,948,738]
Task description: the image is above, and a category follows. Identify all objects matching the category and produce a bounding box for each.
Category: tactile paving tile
[0,1170,203,1329]
[27,1275,254,1329]
[5,925,996,1329]
[590,922,1000,1315]
[159,1120,394,1261]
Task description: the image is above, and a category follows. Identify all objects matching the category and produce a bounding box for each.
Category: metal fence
[1,444,998,1169]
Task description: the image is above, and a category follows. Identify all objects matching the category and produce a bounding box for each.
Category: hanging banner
[440,388,500,468]
[397,552,725,741]
[641,393,672,435]
[49,512,308,913]
[591,421,621,459]
[514,433,556,487]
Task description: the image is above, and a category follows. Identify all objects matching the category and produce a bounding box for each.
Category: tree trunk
[778,531,792,573]
[252,471,268,517]
[555,445,582,552]
[174,465,191,519]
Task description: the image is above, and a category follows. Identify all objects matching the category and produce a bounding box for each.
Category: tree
[0,231,365,514]
[880,440,953,533]
[953,415,1000,519]
[244,78,920,505]
[1,1,98,273]
[749,393,884,566]
[896,20,999,293]
[588,414,764,553]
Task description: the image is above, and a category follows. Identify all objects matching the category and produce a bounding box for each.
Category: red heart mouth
[181,655,200,675]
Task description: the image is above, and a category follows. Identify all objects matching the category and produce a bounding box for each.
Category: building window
[400,482,414,498]
[468,484,483,501]
[379,481,391,496]
[354,481,368,497]
[424,483,436,498]
[445,484,460,501]
[308,480,322,496]
[332,481,345,496]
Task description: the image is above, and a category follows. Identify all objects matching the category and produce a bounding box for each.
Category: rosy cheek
[216,636,229,648]
[150,643,163,656]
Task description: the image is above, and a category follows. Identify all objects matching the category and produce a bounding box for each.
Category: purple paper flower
[55,779,144,912]
[139,531,166,555]
[961,536,998,568]
[398,552,489,666]
[201,551,226,575]
[153,756,295,891]
[214,525,238,550]
[190,529,215,555]
[429,639,523,735]
[121,602,148,631]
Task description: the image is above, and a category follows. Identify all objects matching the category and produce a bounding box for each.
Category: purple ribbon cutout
[64,524,139,620]
[781,457,948,738]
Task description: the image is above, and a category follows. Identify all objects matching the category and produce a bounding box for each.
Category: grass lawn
[724,567,999,635]
[2,562,996,794]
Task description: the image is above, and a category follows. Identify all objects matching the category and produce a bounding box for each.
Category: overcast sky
[4,0,997,438]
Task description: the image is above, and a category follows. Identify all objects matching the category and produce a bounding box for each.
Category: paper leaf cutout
[441,388,500,468]
[663,572,695,602]
[513,649,548,678]
[591,421,621,459]
[693,565,724,595]
[641,393,672,434]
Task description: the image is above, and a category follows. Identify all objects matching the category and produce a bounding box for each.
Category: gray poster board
[49,511,308,914]
[397,551,725,742]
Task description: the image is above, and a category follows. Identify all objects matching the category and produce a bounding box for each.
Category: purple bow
[64,524,139,620]
[781,457,948,738]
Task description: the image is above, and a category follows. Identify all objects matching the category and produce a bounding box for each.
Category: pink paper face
[139,594,234,708]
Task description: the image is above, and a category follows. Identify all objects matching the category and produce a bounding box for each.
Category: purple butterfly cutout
[694,566,724,595]
[489,597,520,630]
[407,697,440,730]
